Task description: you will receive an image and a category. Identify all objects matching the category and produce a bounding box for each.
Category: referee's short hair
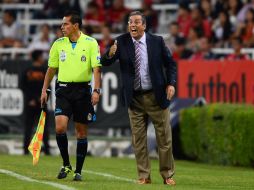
[64,10,82,28]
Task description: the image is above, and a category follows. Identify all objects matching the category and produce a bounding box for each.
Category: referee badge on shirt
[81,55,86,62]
[60,50,66,62]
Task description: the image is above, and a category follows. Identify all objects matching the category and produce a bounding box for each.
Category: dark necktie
[134,41,141,90]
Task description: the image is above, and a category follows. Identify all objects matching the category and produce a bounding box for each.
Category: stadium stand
[0,0,254,60]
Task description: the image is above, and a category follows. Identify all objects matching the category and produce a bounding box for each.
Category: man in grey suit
[101,11,176,185]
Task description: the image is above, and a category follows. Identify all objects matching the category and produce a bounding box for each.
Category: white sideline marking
[0,169,76,190]
[83,169,136,183]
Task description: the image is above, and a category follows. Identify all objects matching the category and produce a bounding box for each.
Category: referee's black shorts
[55,81,96,124]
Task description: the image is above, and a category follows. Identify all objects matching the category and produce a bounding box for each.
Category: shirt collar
[76,32,84,43]
[69,32,84,43]
[132,32,146,44]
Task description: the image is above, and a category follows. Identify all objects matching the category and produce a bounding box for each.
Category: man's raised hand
[109,40,117,58]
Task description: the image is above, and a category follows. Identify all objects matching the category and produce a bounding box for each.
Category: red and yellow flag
[28,110,46,165]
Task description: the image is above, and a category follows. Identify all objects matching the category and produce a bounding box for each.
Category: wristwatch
[93,88,101,95]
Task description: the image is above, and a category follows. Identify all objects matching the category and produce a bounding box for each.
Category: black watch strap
[93,88,101,95]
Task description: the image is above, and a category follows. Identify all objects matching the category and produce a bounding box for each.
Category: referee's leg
[55,116,71,167]
[74,122,88,180]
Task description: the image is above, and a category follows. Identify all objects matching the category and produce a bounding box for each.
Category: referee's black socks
[56,133,70,167]
[75,138,88,174]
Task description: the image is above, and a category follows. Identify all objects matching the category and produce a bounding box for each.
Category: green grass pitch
[0,155,253,190]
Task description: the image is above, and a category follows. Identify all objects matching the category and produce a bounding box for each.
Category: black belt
[57,81,90,88]
[133,89,153,96]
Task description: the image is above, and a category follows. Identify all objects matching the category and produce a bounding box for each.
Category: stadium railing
[211,48,254,59]
[1,47,254,60]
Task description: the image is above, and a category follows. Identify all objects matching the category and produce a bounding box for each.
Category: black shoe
[73,173,82,181]
[57,165,72,179]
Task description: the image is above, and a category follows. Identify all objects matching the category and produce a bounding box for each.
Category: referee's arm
[93,67,101,89]
[41,67,57,107]
[91,66,101,105]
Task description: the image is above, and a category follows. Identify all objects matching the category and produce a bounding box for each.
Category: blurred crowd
[0,0,254,60]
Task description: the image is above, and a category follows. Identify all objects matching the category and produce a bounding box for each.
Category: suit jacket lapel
[126,34,135,65]
[146,33,153,66]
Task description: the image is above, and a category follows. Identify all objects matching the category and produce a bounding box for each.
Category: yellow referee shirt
[48,32,101,82]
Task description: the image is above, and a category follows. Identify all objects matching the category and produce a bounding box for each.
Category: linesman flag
[28,110,46,165]
[28,89,50,165]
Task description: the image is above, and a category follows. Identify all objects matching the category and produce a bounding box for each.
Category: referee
[41,11,101,181]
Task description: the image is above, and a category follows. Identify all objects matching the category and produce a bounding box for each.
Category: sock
[56,133,70,167]
[75,138,88,174]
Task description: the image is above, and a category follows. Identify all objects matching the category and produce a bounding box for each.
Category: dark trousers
[23,106,50,155]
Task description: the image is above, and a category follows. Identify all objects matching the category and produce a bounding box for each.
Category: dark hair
[175,36,186,46]
[31,50,43,61]
[4,10,16,19]
[64,10,82,28]
[245,8,254,22]
[217,11,232,41]
[128,11,146,25]
[179,2,190,12]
